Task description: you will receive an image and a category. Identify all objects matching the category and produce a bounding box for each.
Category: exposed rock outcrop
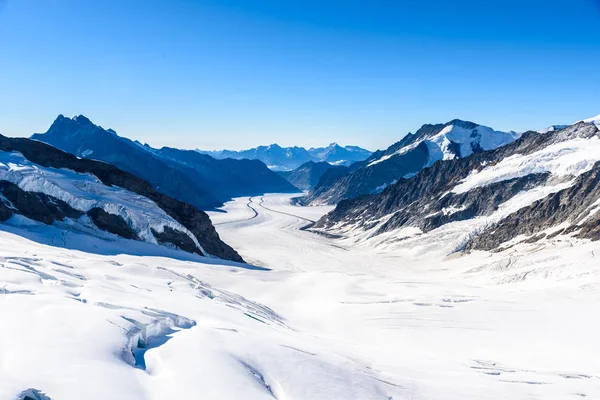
[151,226,202,255]
[0,180,83,224]
[87,207,139,240]
[467,161,600,250]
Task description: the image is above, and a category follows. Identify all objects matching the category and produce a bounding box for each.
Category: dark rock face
[467,161,600,250]
[279,161,335,190]
[151,226,202,255]
[0,180,83,224]
[375,173,549,235]
[0,199,12,221]
[304,141,429,205]
[31,115,299,210]
[316,122,600,251]
[0,135,244,263]
[87,207,139,240]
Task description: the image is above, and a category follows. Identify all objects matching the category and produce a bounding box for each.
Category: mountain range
[302,119,519,205]
[0,133,243,262]
[3,111,600,400]
[32,115,299,209]
[313,119,600,252]
[197,143,372,171]
[6,112,600,262]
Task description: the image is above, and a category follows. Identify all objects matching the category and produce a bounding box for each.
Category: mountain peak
[49,114,95,130]
[446,119,479,130]
[73,115,93,125]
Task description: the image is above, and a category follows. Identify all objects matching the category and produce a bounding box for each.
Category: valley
[209,194,600,400]
[1,118,599,400]
[1,191,599,399]
[3,2,599,398]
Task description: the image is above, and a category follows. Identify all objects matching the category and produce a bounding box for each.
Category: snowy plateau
[0,192,598,399]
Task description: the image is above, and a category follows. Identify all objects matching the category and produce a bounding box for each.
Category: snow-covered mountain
[3,117,600,400]
[31,115,299,209]
[583,113,600,126]
[0,134,243,262]
[197,143,372,171]
[303,119,519,205]
[313,119,600,253]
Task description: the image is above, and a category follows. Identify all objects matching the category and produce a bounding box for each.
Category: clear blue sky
[1,0,599,151]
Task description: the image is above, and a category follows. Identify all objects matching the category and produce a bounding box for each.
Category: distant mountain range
[302,119,519,205]
[197,143,372,171]
[32,115,299,209]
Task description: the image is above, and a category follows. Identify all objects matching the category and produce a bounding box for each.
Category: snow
[582,114,600,127]
[424,124,520,167]
[452,136,600,194]
[367,123,520,168]
[367,142,420,167]
[441,204,468,215]
[0,151,204,253]
[1,193,599,399]
[538,125,568,134]
[373,179,398,193]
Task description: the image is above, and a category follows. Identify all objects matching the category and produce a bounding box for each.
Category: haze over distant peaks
[197,142,372,171]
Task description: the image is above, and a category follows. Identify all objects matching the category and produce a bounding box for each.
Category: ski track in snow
[0,193,599,399]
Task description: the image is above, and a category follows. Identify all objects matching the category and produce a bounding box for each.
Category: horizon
[9,111,600,153]
[1,0,600,150]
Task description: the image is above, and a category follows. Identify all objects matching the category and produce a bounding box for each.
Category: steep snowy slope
[313,121,600,253]
[0,134,243,262]
[303,119,519,205]
[31,115,299,209]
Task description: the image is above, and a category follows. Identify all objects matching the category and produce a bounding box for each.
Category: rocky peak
[45,114,102,138]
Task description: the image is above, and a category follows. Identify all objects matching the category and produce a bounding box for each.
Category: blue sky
[0,0,599,150]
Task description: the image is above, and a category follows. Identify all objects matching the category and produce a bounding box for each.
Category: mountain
[583,114,600,126]
[312,120,600,253]
[302,119,520,205]
[197,143,372,171]
[0,134,243,262]
[278,161,339,191]
[31,115,299,210]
